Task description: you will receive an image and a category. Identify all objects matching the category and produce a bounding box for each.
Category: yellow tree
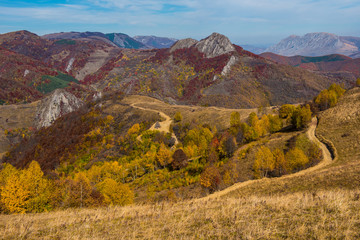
[272,148,287,176]
[0,161,51,213]
[253,146,275,178]
[285,147,309,171]
[156,143,173,168]
[96,178,133,206]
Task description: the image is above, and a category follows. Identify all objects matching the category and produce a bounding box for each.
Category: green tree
[253,146,275,178]
[291,105,312,129]
[279,104,295,119]
[230,112,241,128]
[268,114,283,133]
[241,123,259,142]
[248,112,259,127]
[356,78,360,87]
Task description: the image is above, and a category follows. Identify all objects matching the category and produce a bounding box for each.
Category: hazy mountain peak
[267,32,359,57]
[133,35,177,49]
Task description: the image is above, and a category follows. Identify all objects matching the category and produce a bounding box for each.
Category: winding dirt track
[199,117,333,201]
[128,101,334,201]
[130,103,179,145]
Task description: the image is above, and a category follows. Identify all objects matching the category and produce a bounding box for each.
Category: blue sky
[0,0,359,45]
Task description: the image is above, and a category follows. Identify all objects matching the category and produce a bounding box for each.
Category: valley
[0,28,359,239]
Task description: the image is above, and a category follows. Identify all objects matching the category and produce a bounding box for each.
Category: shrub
[173,112,183,122]
[200,165,221,192]
[171,149,188,170]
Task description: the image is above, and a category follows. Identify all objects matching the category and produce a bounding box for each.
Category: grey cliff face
[195,33,235,58]
[169,38,198,52]
[35,89,84,128]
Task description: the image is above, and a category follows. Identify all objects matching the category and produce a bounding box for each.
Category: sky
[0,0,359,46]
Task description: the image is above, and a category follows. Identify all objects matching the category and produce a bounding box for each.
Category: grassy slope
[0,190,359,239]
[1,90,360,239]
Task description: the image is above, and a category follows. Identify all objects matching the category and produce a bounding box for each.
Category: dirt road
[130,103,179,145]
[199,117,333,201]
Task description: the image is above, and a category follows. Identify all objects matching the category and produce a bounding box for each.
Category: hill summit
[170,32,235,58]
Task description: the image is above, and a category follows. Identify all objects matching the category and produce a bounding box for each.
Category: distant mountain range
[260,52,360,78]
[240,45,267,54]
[133,35,178,49]
[42,31,177,49]
[0,30,358,107]
[265,32,360,57]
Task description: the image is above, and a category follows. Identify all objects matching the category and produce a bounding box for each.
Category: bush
[171,149,188,170]
[200,165,221,192]
[173,112,183,122]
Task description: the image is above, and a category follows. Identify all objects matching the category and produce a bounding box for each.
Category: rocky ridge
[195,33,236,58]
[35,89,84,128]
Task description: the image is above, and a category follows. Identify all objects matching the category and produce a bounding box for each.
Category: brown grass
[0,189,359,239]
[0,101,38,157]
[121,95,276,131]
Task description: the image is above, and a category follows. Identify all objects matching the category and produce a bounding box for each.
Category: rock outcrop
[170,33,236,58]
[35,89,84,128]
[170,38,198,53]
[195,33,235,58]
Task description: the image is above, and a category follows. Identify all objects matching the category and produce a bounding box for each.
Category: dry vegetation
[0,189,359,239]
[1,88,359,239]
[0,101,38,157]
[122,95,274,130]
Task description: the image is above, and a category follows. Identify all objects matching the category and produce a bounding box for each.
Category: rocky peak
[265,32,359,57]
[169,38,198,52]
[195,32,235,58]
[35,89,84,128]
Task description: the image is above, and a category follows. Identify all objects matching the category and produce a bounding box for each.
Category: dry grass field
[122,95,275,131]
[1,89,360,239]
[0,101,38,158]
[0,190,359,239]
